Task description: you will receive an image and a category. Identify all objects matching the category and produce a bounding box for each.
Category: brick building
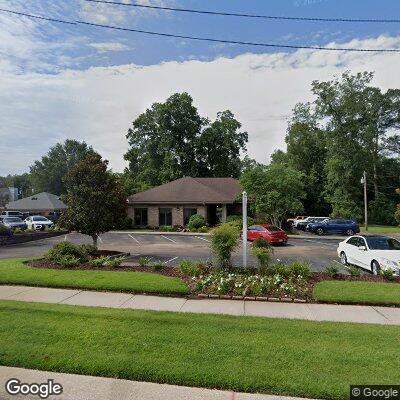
[127,177,243,228]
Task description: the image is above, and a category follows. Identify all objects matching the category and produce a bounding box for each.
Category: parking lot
[0,232,346,272]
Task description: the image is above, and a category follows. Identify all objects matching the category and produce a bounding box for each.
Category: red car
[242,224,288,245]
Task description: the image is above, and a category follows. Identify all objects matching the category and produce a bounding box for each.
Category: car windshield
[266,225,281,232]
[5,217,22,222]
[366,237,400,250]
[34,217,48,221]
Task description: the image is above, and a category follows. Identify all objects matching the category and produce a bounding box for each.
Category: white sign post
[242,191,247,268]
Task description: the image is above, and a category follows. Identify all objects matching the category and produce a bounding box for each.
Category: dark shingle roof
[6,192,67,211]
[127,177,242,204]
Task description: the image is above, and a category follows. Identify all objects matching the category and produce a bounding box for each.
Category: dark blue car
[307,219,360,236]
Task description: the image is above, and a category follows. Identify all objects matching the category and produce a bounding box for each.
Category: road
[0,232,344,272]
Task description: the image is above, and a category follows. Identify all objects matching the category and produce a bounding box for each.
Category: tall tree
[124,93,205,188]
[30,139,96,195]
[59,154,126,247]
[124,93,248,191]
[280,103,328,216]
[196,110,248,178]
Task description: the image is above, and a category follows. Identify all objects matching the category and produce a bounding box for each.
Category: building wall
[128,204,207,227]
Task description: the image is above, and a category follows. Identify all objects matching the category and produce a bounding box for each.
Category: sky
[1,0,400,176]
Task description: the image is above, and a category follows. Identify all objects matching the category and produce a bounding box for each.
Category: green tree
[277,103,328,216]
[124,93,248,191]
[0,173,33,198]
[241,164,306,227]
[196,110,248,178]
[59,154,126,247]
[30,139,96,195]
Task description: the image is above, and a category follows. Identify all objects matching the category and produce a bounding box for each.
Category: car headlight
[378,258,400,270]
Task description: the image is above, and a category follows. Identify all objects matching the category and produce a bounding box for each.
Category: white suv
[24,216,54,231]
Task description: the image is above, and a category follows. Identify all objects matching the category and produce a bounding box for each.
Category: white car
[24,216,54,231]
[337,235,400,275]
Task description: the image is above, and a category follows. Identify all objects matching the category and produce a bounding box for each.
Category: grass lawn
[360,225,400,235]
[0,301,399,400]
[0,259,188,295]
[313,280,400,306]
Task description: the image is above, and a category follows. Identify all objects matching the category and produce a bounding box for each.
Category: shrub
[381,268,397,281]
[251,239,274,270]
[79,244,98,256]
[54,255,80,267]
[13,228,25,234]
[325,264,340,278]
[210,224,239,269]
[197,226,209,233]
[178,260,202,277]
[88,256,110,268]
[138,256,151,267]
[224,216,255,232]
[159,225,174,232]
[347,265,361,277]
[288,261,311,279]
[188,214,206,230]
[151,262,164,272]
[46,241,88,263]
[0,225,11,236]
[268,263,291,278]
[104,257,126,268]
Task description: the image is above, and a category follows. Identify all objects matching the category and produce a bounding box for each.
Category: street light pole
[361,171,368,231]
[242,191,247,268]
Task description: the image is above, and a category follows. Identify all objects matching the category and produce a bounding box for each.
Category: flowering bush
[194,264,311,299]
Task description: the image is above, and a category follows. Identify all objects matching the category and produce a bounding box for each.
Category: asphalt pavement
[0,231,345,272]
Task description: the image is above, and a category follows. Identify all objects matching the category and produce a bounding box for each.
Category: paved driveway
[0,232,344,272]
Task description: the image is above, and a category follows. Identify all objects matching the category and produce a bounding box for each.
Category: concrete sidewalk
[0,366,313,400]
[1,285,399,325]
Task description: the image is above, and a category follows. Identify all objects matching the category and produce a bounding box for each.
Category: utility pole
[242,191,247,268]
[361,171,368,231]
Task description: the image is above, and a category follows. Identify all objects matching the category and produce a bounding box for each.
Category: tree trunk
[92,235,98,249]
[373,162,379,199]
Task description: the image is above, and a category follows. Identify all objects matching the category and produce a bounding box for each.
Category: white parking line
[195,236,210,243]
[64,234,67,241]
[161,235,178,244]
[302,239,337,248]
[97,235,103,243]
[128,234,140,244]
[164,256,178,264]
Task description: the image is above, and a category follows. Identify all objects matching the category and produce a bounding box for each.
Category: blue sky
[1,0,400,175]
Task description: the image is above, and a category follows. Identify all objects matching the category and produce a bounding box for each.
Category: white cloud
[89,42,129,52]
[1,35,400,175]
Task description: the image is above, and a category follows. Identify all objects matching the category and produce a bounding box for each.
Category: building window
[134,208,148,226]
[159,208,172,226]
[183,208,197,225]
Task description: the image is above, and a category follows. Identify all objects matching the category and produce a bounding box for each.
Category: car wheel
[340,251,348,265]
[316,228,324,236]
[371,260,381,275]
[346,229,354,236]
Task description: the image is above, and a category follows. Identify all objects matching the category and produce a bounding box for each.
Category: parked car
[307,219,359,236]
[242,224,288,245]
[337,235,400,275]
[24,215,54,230]
[1,211,25,219]
[0,216,27,231]
[292,216,309,228]
[296,216,330,231]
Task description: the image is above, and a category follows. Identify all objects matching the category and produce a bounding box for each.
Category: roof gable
[128,177,242,204]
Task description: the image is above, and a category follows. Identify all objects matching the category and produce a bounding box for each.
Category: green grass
[360,225,400,235]
[0,259,188,295]
[0,301,399,400]
[314,280,400,306]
